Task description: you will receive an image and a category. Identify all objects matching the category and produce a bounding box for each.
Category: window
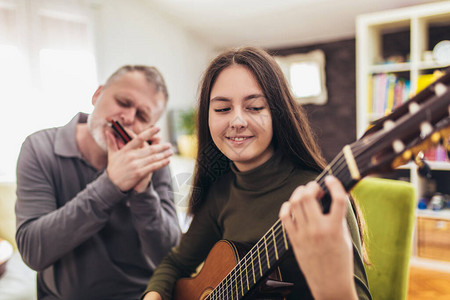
[275,49,328,105]
[0,0,97,182]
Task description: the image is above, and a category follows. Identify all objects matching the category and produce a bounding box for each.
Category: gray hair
[104,65,169,101]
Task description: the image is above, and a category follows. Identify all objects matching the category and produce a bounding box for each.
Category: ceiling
[148,0,439,49]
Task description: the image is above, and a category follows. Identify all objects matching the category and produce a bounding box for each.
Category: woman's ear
[92,85,103,105]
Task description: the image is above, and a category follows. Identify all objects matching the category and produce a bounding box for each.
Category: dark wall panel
[271,39,357,163]
[271,24,450,163]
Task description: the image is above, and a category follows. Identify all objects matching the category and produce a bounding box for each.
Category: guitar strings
[209,150,358,299]
[211,137,390,299]
[207,216,291,299]
[209,134,392,299]
[208,150,356,299]
[207,223,285,300]
[213,132,400,298]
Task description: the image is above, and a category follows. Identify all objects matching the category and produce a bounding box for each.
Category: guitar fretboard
[206,70,450,299]
[206,150,357,300]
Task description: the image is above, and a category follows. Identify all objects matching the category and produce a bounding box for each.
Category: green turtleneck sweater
[145,153,371,299]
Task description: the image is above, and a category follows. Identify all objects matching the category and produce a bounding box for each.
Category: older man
[15,65,181,300]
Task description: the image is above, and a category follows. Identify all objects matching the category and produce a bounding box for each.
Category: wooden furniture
[417,214,450,262]
[408,265,450,300]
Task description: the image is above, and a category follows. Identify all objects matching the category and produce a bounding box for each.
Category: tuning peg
[402,150,412,161]
[430,132,441,144]
[383,120,395,131]
[420,122,434,139]
[415,152,432,179]
[434,82,447,96]
[409,102,420,114]
[392,139,405,153]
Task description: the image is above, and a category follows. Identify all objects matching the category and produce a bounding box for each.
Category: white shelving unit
[356,2,450,270]
[356,1,450,137]
[397,161,450,201]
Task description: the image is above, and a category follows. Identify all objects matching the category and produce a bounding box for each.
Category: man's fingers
[140,157,170,175]
[149,142,172,154]
[138,148,173,166]
[131,143,172,159]
[135,127,160,146]
[121,126,160,149]
[149,136,162,145]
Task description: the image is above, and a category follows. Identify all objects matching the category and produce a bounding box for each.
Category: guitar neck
[315,147,360,213]
[207,69,450,299]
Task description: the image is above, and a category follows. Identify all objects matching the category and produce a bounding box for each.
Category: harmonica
[107,118,152,145]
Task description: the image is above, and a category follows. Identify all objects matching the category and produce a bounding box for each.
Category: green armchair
[352,177,417,300]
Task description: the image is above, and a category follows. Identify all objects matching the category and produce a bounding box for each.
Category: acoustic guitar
[174,69,450,300]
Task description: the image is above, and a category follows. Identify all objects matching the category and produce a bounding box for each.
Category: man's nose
[120,108,136,125]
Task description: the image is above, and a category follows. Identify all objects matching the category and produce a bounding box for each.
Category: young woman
[143,47,371,300]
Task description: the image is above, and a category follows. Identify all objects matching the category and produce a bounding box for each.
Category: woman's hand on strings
[279,176,357,300]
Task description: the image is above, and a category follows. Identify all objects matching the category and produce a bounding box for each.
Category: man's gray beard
[87,113,108,153]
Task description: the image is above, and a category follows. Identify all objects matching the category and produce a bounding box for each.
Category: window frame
[275,49,328,105]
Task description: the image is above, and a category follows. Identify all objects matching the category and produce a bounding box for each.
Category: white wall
[92,0,214,142]
[0,0,214,182]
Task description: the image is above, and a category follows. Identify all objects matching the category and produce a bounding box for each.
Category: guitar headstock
[353,68,450,177]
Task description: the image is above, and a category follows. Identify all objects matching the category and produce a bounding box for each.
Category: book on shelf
[368,73,410,115]
[417,74,436,94]
[423,145,449,163]
[386,74,396,113]
[367,74,372,115]
[416,71,445,94]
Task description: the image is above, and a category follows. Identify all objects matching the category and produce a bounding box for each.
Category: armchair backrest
[352,177,416,300]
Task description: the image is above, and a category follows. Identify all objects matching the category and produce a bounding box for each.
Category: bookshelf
[356,1,450,137]
[356,2,450,269]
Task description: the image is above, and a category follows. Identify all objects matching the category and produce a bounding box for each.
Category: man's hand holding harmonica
[106,125,173,193]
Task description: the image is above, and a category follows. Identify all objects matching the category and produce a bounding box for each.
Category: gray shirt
[15,113,181,300]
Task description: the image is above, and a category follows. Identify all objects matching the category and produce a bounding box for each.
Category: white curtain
[0,0,98,182]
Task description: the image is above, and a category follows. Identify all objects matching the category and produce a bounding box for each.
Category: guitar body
[173,240,286,300]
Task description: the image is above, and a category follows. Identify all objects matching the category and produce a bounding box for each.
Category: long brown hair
[187,47,367,262]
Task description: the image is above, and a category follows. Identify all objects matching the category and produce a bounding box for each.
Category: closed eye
[116,97,131,107]
[214,108,231,112]
[137,110,150,123]
[247,107,264,112]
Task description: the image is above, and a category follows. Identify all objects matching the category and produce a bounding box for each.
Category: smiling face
[208,65,274,172]
[87,71,166,151]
